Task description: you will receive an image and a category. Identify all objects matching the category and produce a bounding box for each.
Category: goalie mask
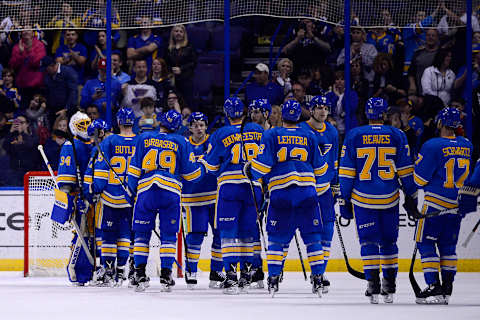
[69,111,91,140]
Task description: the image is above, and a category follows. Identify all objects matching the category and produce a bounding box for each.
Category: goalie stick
[37,145,94,265]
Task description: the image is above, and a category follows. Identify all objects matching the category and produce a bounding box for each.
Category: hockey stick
[408,244,422,298]
[462,217,480,248]
[334,217,366,280]
[294,231,307,281]
[38,145,94,265]
[239,117,267,252]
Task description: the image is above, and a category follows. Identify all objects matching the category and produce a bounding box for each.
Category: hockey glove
[403,194,422,221]
[458,185,480,218]
[242,161,253,180]
[338,198,353,220]
[75,197,89,216]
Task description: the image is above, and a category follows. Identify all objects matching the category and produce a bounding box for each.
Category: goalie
[53,111,94,286]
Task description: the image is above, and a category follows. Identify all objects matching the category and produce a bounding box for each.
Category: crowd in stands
[0,1,479,186]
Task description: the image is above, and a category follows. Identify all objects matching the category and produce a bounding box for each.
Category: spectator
[437,2,480,37]
[112,52,130,85]
[0,95,15,124]
[310,64,334,95]
[3,114,39,185]
[408,29,440,97]
[25,94,47,131]
[268,104,282,127]
[398,100,424,159]
[455,44,480,100]
[40,55,78,124]
[282,18,331,72]
[372,53,406,103]
[402,7,440,76]
[81,0,121,47]
[274,58,293,95]
[326,70,359,141]
[81,58,122,117]
[122,59,157,117]
[47,2,81,54]
[366,26,396,55]
[55,30,87,84]
[133,97,159,134]
[296,68,317,95]
[90,31,107,72]
[0,112,10,185]
[421,49,455,106]
[177,105,192,136]
[150,58,173,113]
[245,63,284,106]
[291,82,310,121]
[165,89,184,114]
[43,115,68,171]
[0,68,21,109]
[126,16,162,70]
[86,104,101,120]
[9,28,46,108]
[337,27,378,83]
[165,24,197,108]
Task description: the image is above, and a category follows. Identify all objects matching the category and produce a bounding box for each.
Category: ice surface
[0,272,479,320]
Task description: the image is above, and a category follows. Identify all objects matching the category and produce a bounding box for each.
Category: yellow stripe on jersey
[138,176,181,193]
[94,170,109,179]
[424,195,457,209]
[267,254,284,261]
[414,172,428,186]
[182,168,202,181]
[397,166,414,177]
[251,159,271,175]
[100,193,129,205]
[57,176,76,183]
[351,192,399,205]
[182,194,217,203]
[84,175,92,183]
[127,165,141,177]
[314,163,328,176]
[339,167,356,178]
[421,262,440,269]
[203,161,220,171]
[268,175,316,190]
[217,174,247,184]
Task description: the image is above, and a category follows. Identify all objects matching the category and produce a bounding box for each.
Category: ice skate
[160,268,175,292]
[209,271,226,289]
[267,275,280,298]
[223,271,239,295]
[322,274,330,294]
[134,264,149,292]
[311,274,323,298]
[416,282,446,304]
[442,281,453,305]
[381,277,396,303]
[365,278,381,304]
[90,265,105,286]
[238,268,251,294]
[115,266,126,287]
[185,271,198,290]
[102,264,116,287]
[250,267,265,289]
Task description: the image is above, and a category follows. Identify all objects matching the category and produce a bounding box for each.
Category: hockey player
[86,109,138,287]
[83,118,110,285]
[182,112,225,289]
[458,159,480,217]
[127,109,203,292]
[299,95,339,293]
[202,97,264,294]
[56,111,93,285]
[413,107,473,304]
[339,97,417,304]
[249,98,272,130]
[248,98,273,288]
[245,99,331,297]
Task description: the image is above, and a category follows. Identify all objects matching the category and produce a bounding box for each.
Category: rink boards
[0,189,479,272]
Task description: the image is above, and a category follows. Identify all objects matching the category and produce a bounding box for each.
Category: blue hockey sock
[210,238,223,272]
[186,233,204,273]
[221,238,240,271]
[133,230,151,268]
[303,232,323,275]
[267,241,284,277]
[439,244,457,284]
[360,242,381,281]
[380,242,398,280]
[116,236,130,267]
[417,241,440,285]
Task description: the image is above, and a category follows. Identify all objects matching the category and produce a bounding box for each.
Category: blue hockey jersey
[182,135,218,206]
[89,134,139,208]
[465,159,480,188]
[203,121,264,187]
[339,124,417,209]
[251,126,330,195]
[57,138,93,189]
[127,131,202,197]
[299,121,339,185]
[414,136,473,213]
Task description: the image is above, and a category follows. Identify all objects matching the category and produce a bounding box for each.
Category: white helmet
[69,111,91,140]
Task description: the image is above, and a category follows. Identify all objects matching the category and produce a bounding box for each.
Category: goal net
[24,171,182,278]
[0,0,474,32]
